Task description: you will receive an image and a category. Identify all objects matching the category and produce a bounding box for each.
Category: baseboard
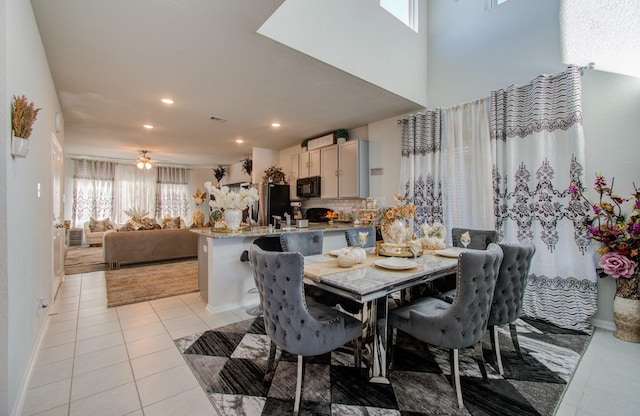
[10,308,52,416]
[590,318,615,331]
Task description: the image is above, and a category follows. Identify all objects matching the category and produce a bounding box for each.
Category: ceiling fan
[136,150,153,170]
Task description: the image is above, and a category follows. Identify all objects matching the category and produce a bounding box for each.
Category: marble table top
[304,250,458,299]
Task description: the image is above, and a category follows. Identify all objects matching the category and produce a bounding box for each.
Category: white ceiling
[31,0,421,167]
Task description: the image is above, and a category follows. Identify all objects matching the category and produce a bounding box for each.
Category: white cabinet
[320,145,339,198]
[320,140,369,199]
[299,149,321,178]
[290,153,300,198]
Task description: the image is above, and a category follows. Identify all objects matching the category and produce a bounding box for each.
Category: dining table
[303,247,459,383]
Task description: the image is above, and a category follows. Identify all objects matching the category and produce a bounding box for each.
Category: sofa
[103,228,198,269]
[84,218,118,246]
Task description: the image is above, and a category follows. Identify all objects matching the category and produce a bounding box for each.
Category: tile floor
[21,270,640,416]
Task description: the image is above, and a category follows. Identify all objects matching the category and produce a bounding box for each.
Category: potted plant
[262,165,286,184]
[11,95,41,157]
[300,138,310,152]
[334,129,349,143]
[241,156,253,177]
[213,165,227,186]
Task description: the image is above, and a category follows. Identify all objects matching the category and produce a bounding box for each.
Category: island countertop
[190,222,369,239]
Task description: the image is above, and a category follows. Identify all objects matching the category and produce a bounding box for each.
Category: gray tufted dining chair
[388,244,503,409]
[487,242,536,375]
[451,227,497,250]
[248,244,362,415]
[280,230,361,315]
[345,226,376,248]
[279,230,323,257]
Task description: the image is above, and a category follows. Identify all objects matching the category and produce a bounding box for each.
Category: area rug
[106,259,198,307]
[175,317,591,416]
[64,246,106,275]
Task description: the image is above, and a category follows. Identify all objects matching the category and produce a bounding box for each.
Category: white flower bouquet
[204,182,259,210]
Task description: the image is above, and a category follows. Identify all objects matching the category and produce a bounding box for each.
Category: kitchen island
[191,222,362,313]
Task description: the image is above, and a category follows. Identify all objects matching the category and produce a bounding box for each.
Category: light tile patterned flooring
[21,271,640,415]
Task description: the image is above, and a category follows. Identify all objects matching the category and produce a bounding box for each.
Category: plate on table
[374,258,418,270]
[434,247,464,258]
[329,248,350,257]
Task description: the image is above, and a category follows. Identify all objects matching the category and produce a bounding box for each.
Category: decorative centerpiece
[420,222,447,250]
[205,182,259,230]
[571,175,640,342]
[375,196,420,257]
[190,188,208,228]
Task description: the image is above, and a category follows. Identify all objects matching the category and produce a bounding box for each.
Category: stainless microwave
[296,176,321,198]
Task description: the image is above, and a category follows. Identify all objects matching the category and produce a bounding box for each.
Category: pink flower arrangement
[570,175,640,279]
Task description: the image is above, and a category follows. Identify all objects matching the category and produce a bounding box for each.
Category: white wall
[252,147,281,184]
[0,0,8,411]
[368,113,412,208]
[258,0,429,106]
[5,0,63,413]
[581,70,640,325]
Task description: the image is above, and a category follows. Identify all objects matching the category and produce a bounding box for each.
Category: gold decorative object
[376,241,423,258]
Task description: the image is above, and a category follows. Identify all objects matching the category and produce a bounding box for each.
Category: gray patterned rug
[176,317,591,415]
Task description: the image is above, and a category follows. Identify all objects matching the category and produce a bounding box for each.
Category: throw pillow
[89,217,113,232]
[162,216,181,229]
[139,217,161,230]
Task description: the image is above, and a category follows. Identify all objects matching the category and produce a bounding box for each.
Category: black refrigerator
[256,183,290,226]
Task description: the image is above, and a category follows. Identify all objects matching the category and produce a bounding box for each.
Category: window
[380,0,418,32]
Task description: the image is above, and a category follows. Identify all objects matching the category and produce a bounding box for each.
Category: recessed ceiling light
[143,124,154,129]
[161,98,174,104]
[236,139,244,143]
[271,122,281,127]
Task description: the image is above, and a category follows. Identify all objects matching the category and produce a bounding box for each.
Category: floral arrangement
[376,195,417,224]
[12,95,42,139]
[241,157,253,176]
[123,207,149,222]
[205,182,259,210]
[570,175,639,293]
[213,166,227,183]
[376,195,417,245]
[262,165,286,183]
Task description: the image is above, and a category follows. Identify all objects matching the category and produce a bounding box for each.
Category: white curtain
[490,66,596,331]
[113,164,158,224]
[399,110,444,236]
[72,159,114,227]
[441,98,495,235]
[155,166,190,220]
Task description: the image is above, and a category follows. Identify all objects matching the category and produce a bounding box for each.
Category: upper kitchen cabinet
[299,149,321,178]
[320,140,369,199]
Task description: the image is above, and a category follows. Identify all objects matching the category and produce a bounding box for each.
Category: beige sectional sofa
[103,228,198,269]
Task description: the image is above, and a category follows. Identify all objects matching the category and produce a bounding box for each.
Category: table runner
[304,253,379,282]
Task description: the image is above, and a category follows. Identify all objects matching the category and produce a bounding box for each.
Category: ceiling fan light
[145,162,152,170]
[137,161,144,169]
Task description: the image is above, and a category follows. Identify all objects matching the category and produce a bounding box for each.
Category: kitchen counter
[192,221,371,314]
[189,221,359,239]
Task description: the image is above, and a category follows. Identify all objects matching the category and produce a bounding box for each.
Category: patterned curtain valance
[157,166,190,185]
[490,65,583,141]
[73,159,115,181]
[400,110,442,157]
